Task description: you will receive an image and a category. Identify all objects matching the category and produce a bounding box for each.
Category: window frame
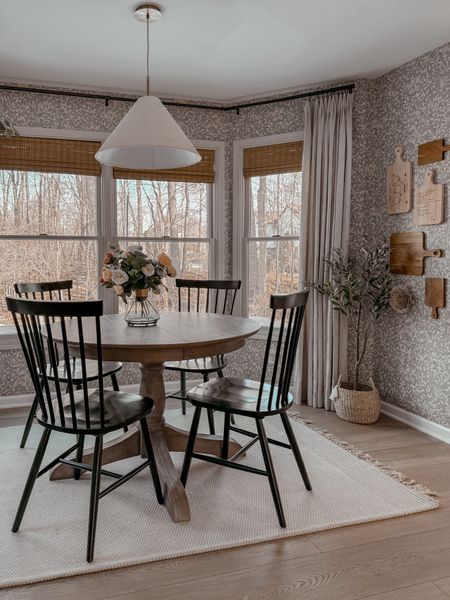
[232,131,303,331]
[0,128,225,346]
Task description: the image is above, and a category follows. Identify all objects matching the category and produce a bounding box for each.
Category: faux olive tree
[315,240,392,390]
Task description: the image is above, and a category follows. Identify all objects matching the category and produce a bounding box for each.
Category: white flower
[142,263,154,277]
[128,244,142,254]
[111,269,129,285]
[101,266,113,281]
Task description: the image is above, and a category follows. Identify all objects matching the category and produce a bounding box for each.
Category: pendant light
[95,4,201,170]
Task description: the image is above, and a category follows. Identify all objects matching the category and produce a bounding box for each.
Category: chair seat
[45,359,122,383]
[165,356,227,374]
[36,390,154,434]
[187,377,293,416]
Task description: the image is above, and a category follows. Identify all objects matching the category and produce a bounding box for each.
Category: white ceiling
[1,0,449,102]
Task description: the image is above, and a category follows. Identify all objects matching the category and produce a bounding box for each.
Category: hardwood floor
[2,405,450,600]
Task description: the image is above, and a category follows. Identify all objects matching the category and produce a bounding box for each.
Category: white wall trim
[232,131,304,317]
[191,139,226,279]
[381,401,450,445]
[16,126,109,141]
[0,327,21,350]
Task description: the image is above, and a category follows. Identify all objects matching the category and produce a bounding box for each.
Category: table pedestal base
[49,363,242,522]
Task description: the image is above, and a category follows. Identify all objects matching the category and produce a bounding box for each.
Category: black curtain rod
[0,83,354,113]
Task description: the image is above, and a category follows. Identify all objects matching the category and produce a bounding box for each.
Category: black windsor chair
[165,278,241,434]
[14,280,123,448]
[7,296,163,562]
[180,290,311,528]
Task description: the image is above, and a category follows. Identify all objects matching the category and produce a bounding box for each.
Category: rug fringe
[288,412,439,506]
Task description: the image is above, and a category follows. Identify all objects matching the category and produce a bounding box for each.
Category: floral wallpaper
[0,82,302,396]
[1,42,450,431]
[355,43,450,427]
[0,78,361,398]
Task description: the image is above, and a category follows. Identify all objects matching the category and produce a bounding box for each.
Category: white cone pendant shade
[95,96,201,170]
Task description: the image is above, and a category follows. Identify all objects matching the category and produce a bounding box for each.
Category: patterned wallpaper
[0,79,364,397]
[0,88,233,395]
[358,43,450,427]
[1,42,450,430]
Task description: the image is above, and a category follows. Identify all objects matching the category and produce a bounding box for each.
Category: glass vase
[125,289,160,327]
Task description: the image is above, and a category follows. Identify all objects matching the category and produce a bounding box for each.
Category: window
[0,137,101,325]
[0,134,223,331]
[113,147,216,311]
[234,136,303,324]
[116,178,212,311]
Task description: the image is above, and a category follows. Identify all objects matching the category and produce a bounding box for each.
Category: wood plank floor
[1,405,450,600]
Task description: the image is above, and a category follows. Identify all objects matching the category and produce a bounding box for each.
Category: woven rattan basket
[333,377,381,424]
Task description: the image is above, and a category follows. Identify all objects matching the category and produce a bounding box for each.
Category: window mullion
[100,166,117,314]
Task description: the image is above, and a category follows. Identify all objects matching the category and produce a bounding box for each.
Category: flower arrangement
[99,243,176,302]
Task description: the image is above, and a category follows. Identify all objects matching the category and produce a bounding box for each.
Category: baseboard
[381,400,450,445]
[4,386,450,445]
[0,393,35,418]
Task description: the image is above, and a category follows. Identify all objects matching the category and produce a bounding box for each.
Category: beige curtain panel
[113,148,215,183]
[243,141,303,178]
[296,93,353,410]
[0,137,101,176]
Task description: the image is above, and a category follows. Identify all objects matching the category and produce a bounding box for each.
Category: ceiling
[1,0,449,102]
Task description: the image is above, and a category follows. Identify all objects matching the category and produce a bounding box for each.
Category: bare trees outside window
[247,172,302,321]
[0,170,98,325]
[116,179,212,311]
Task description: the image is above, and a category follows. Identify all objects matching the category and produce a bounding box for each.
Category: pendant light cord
[146,10,150,96]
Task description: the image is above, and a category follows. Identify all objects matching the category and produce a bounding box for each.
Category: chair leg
[206,409,215,435]
[222,412,231,459]
[86,436,103,563]
[74,435,85,480]
[110,373,128,433]
[12,428,51,532]
[140,418,164,504]
[203,373,215,435]
[180,372,187,416]
[280,412,312,491]
[20,394,40,448]
[110,373,120,391]
[256,419,286,528]
[180,406,202,487]
[217,370,234,425]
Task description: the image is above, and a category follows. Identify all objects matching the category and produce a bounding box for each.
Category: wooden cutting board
[425,278,445,319]
[387,146,412,214]
[414,170,444,225]
[418,138,450,165]
[390,232,442,275]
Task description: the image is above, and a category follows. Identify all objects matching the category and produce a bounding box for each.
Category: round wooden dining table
[49,312,260,522]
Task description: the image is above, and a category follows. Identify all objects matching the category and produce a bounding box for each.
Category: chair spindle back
[176,279,241,316]
[14,280,73,301]
[6,296,105,431]
[257,290,309,411]
[14,280,75,365]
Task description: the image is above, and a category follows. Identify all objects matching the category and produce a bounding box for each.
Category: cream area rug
[0,408,438,588]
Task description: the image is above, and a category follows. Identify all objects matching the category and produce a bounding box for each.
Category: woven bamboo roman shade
[0,137,101,176]
[243,141,302,178]
[113,148,214,183]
